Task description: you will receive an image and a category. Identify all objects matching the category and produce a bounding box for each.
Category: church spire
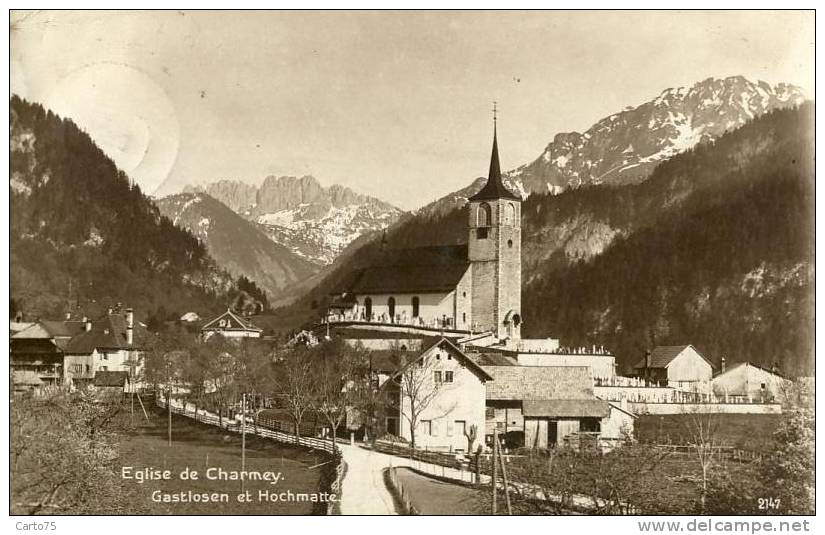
[469,101,519,202]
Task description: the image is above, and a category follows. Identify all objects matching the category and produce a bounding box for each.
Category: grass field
[635,413,782,453]
[116,408,329,515]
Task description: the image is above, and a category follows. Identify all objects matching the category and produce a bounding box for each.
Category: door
[387,297,396,322]
[386,417,398,436]
[548,420,558,447]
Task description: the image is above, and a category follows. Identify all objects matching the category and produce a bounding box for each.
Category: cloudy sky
[10,10,814,209]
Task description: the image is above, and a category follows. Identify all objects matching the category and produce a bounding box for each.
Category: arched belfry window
[477,202,492,227]
[364,297,372,320]
[412,296,420,318]
[504,203,516,226]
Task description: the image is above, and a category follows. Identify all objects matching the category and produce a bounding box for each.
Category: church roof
[348,244,470,295]
[468,126,520,202]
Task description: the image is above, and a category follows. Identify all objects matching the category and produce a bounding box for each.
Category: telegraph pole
[241,393,247,472]
[491,428,498,515]
[497,433,512,515]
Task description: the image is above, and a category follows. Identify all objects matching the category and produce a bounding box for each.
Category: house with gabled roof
[374,337,492,451]
[632,345,714,387]
[63,309,148,388]
[712,361,790,402]
[200,309,263,339]
[11,319,86,388]
[482,364,616,449]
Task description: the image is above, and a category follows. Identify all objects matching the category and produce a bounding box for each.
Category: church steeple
[469,102,520,202]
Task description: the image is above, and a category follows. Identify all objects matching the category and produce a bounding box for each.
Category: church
[326,120,524,342]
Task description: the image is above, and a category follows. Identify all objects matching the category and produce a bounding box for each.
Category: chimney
[126,308,134,346]
[85,318,92,332]
[721,356,726,373]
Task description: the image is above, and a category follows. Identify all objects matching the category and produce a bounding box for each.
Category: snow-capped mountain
[507,76,806,193]
[185,175,402,265]
[156,192,321,304]
[420,76,806,219]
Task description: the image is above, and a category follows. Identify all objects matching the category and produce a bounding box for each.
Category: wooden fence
[155,399,345,514]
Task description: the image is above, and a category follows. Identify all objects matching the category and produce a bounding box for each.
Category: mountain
[419,76,806,217]
[10,95,247,323]
[156,192,321,305]
[273,103,814,376]
[184,175,402,265]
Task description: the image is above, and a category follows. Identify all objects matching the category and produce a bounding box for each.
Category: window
[504,202,516,225]
[455,420,466,437]
[364,297,372,320]
[462,312,466,324]
[508,239,513,248]
[431,420,440,437]
[580,418,601,433]
[477,202,492,227]
[444,371,454,383]
[421,420,432,435]
[477,227,488,240]
[447,421,454,437]
[412,296,420,318]
[434,371,443,383]
[387,297,396,322]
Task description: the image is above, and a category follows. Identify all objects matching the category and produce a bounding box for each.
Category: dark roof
[375,244,469,267]
[40,320,86,338]
[633,345,714,370]
[468,127,520,202]
[522,399,610,418]
[483,366,595,401]
[93,371,130,387]
[65,313,150,354]
[467,352,518,367]
[351,263,470,294]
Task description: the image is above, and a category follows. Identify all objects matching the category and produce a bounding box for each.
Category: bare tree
[394,348,452,449]
[309,338,368,451]
[273,344,316,443]
[682,409,721,513]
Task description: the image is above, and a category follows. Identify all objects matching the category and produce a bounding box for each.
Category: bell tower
[468,104,522,340]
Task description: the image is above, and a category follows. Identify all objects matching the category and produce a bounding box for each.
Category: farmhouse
[11,319,86,387]
[712,361,789,402]
[632,345,714,388]
[373,337,491,451]
[481,364,628,450]
[200,309,263,339]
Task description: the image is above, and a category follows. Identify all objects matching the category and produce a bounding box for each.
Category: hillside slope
[10,96,238,322]
[273,104,814,375]
[156,192,321,305]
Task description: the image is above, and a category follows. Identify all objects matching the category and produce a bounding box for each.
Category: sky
[10,10,814,210]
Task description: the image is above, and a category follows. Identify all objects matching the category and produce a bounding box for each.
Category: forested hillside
[275,104,814,375]
[10,96,245,323]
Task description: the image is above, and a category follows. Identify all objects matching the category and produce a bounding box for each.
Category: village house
[63,308,147,389]
[481,363,632,450]
[10,319,86,388]
[371,337,491,452]
[200,309,263,339]
[632,345,714,390]
[712,361,790,402]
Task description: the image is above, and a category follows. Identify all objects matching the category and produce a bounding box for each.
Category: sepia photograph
[7,8,816,523]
